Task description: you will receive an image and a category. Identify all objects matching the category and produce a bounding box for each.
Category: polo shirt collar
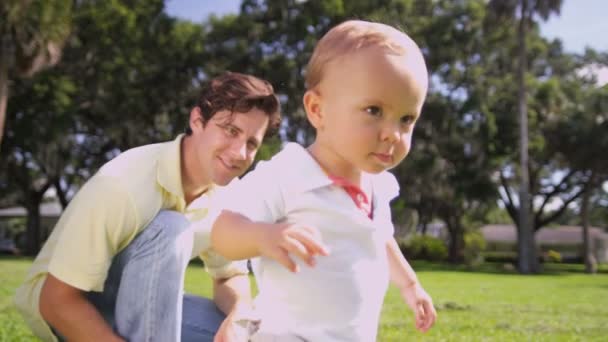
[275,143,333,194]
[157,134,185,200]
[275,142,400,200]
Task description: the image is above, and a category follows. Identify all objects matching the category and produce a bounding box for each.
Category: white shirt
[226,143,400,341]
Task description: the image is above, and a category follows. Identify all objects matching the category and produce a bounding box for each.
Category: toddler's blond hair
[305,20,425,90]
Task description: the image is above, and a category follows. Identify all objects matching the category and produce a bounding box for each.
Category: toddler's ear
[303,90,324,130]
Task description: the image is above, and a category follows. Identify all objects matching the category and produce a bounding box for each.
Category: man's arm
[386,238,437,333]
[211,274,255,342]
[38,177,138,342]
[213,274,251,316]
[211,210,329,273]
[40,274,124,342]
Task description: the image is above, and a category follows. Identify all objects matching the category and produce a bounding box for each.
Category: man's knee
[156,211,193,257]
[126,210,193,262]
[154,210,190,233]
[146,210,191,240]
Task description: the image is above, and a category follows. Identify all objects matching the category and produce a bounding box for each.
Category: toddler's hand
[400,283,437,333]
[259,223,330,272]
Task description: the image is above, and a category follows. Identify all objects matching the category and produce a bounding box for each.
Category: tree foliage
[2,0,206,254]
[0,0,72,146]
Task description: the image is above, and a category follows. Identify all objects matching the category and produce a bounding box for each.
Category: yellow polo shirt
[14,134,247,342]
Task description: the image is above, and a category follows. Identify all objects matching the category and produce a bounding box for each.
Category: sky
[165,0,607,84]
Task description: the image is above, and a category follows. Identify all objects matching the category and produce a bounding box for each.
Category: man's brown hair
[187,72,281,137]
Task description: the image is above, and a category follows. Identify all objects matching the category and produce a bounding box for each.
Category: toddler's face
[314,47,428,174]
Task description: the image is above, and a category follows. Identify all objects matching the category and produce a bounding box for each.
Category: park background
[1,0,607,340]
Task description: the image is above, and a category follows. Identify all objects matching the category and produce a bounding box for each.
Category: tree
[489,41,590,267]
[397,92,499,262]
[0,0,72,147]
[488,0,563,273]
[2,0,208,254]
[546,81,608,273]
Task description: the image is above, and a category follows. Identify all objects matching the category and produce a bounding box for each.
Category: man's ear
[303,89,324,130]
[189,107,205,132]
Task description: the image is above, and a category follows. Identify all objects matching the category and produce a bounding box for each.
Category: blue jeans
[80,210,225,341]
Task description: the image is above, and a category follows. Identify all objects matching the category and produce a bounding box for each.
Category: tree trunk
[0,48,9,148]
[420,220,428,235]
[24,180,52,255]
[445,217,465,263]
[448,228,465,264]
[581,173,597,274]
[25,199,42,255]
[54,178,69,209]
[516,0,539,274]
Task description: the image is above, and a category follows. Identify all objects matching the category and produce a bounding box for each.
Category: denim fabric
[81,210,225,341]
[181,294,226,342]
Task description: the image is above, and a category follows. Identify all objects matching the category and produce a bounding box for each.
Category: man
[14,72,281,341]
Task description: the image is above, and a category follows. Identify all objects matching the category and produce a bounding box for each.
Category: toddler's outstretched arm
[211,210,330,273]
[386,238,437,333]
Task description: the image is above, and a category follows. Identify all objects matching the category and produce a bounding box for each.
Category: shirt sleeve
[377,172,401,237]
[199,162,284,278]
[48,176,139,292]
[200,249,250,279]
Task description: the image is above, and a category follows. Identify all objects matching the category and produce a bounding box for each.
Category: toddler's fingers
[288,229,330,257]
[298,226,331,256]
[274,248,299,273]
[423,301,437,330]
[282,236,316,267]
[416,303,427,332]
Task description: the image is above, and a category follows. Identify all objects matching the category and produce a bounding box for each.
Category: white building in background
[481,224,608,263]
[0,201,63,254]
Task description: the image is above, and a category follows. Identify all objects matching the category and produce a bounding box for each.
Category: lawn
[1,257,607,341]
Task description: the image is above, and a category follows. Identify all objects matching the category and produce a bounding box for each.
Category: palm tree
[489,0,563,274]
[0,0,72,147]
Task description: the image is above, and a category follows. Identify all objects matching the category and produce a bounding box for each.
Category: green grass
[2,257,607,341]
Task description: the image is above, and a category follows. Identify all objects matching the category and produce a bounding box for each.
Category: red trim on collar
[327,174,373,219]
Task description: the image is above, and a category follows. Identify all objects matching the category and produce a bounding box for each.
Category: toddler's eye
[365,106,382,116]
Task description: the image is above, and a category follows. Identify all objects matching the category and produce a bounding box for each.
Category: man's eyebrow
[220,121,243,133]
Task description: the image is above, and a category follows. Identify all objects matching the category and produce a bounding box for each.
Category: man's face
[189,108,269,186]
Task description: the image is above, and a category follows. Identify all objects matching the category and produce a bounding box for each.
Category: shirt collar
[272,142,333,194]
[273,142,400,200]
[157,134,186,200]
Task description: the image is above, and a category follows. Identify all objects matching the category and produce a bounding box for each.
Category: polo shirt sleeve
[48,176,139,292]
[377,172,401,237]
[191,182,253,279]
[200,250,249,279]
[222,160,284,223]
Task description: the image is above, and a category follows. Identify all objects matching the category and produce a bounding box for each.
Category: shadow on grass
[3,254,606,276]
[410,260,608,276]
[188,258,206,268]
[0,254,34,261]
